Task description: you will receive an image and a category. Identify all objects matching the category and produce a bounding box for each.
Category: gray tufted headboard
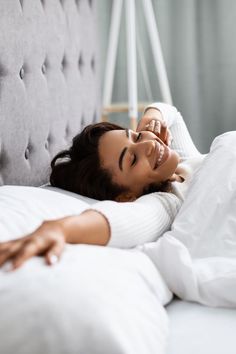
[0,0,100,186]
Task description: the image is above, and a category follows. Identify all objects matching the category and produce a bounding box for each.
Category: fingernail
[2,262,13,272]
[49,254,58,265]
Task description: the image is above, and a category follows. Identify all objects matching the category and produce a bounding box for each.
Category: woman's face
[99,129,180,200]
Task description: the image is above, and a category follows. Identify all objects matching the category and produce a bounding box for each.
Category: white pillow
[0,187,170,354]
[42,184,99,205]
[0,185,92,241]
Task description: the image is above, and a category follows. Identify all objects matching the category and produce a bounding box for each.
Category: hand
[0,211,110,271]
[0,220,66,271]
[137,108,173,146]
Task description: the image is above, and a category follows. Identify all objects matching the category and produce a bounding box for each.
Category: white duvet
[141,131,236,307]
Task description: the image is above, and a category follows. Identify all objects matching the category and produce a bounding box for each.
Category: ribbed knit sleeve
[90,192,181,248]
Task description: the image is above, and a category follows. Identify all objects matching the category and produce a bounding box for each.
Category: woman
[0,103,203,270]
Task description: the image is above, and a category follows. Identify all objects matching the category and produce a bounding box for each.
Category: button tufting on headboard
[0,62,7,77]
[0,0,100,186]
[24,147,30,160]
[78,53,84,74]
[61,55,67,72]
[41,64,46,75]
[47,134,52,144]
[91,55,95,72]
[19,67,25,80]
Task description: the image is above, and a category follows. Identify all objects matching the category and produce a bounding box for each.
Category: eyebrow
[118,129,129,171]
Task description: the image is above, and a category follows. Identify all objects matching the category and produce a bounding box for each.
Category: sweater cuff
[144,102,178,127]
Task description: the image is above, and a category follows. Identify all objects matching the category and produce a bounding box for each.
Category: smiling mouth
[153,141,165,169]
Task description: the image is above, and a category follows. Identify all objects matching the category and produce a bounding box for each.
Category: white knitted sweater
[89,103,203,248]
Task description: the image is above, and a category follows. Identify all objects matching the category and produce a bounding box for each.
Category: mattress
[166,299,236,354]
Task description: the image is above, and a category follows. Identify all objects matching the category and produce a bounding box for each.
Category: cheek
[163,154,178,174]
[135,163,154,183]
[151,152,178,181]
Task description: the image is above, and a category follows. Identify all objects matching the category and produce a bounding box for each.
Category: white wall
[97,0,236,152]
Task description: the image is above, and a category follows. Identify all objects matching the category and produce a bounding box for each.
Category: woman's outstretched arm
[0,210,110,271]
[0,189,181,270]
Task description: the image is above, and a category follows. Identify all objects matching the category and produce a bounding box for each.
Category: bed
[167,299,236,354]
[0,1,235,354]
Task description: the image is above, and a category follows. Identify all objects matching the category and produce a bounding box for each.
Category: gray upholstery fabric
[0,0,100,186]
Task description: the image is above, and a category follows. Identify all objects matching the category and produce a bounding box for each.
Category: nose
[136,139,156,157]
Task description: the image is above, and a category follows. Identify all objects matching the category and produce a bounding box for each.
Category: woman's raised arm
[142,102,201,158]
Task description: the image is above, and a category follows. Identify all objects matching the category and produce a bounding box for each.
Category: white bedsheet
[166,299,236,354]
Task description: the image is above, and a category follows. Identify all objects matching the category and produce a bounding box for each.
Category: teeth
[156,145,164,166]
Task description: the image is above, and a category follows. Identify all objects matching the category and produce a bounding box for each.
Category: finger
[1,261,14,272]
[0,241,23,266]
[154,120,161,135]
[11,238,50,270]
[0,251,15,267]
[159,124,168,143]
[0,239,23,252]
[45,239,65,266]
[166,131,173,146]
[137,117,150,132]
[146,119,155,131]
[0,241,12,252]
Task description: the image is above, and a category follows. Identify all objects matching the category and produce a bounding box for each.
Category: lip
[153,140,169,169]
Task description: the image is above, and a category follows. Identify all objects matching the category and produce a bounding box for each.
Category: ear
[115,191,137,202]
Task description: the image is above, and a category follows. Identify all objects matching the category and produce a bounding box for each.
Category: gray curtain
[97,0,236,152]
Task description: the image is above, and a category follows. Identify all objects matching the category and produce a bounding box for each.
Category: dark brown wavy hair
[50,122,130,200]
[50,121,171,200]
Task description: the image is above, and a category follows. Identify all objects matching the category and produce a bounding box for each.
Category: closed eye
[131,154,137,166]
[136,132,142,142]
[131,133,142,165]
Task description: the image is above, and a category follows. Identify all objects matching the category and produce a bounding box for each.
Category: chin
[170,150,180,170]
[171,149,180,162]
